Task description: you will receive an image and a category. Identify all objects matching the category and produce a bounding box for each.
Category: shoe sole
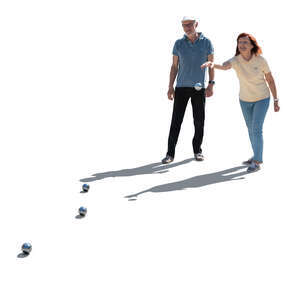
[162,160,173,164]
[195,158,204,161]
[247,168,260,173]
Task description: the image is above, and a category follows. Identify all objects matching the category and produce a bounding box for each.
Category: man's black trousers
[167,87,206,158]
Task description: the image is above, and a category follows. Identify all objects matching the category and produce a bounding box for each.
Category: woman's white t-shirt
[229,54,271,102]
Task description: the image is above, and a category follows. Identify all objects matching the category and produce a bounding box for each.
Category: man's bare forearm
[169,66,178,87]
[208,66,214,81]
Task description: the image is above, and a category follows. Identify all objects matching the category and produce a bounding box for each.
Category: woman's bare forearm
[213,63,231,70]
[201,61,231,71]
[268,79,278,99]
[265,73,278,100]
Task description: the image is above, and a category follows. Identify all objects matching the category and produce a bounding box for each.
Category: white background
[0,0,299,299]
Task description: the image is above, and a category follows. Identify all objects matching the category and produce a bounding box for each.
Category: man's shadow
[80,158,194,183]
[125,166,248,200]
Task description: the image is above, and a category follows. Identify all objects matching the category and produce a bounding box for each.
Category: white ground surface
[1,1,299,299]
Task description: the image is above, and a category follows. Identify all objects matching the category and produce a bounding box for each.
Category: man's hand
[274,101,280,112]
[167,86,175,100]
[205,84,214,97]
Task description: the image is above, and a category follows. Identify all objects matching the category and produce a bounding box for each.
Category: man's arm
[167,55,179,100]
[206,54,214,97]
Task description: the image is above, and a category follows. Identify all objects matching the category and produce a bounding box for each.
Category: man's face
[182,20,197,36]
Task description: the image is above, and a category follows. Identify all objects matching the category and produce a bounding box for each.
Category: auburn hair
[235,33,262,56]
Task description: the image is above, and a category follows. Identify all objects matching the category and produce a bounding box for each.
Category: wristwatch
[274,98,279,102]
[208,80,215,85]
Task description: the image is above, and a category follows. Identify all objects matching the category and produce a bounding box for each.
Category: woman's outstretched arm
[201,61,232,70]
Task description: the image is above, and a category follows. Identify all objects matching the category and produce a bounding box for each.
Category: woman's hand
[201,61,214,69]
[274,101,280,112]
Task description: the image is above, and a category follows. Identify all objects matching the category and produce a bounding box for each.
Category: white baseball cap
[181,16,196,22]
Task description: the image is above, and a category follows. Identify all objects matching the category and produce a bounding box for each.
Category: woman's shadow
[125,166,249,200]
[80,158,194,183]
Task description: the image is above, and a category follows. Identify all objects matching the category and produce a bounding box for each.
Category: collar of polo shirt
[183,32,204,41]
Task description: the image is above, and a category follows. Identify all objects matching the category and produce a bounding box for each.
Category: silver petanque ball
[22,243,32,255]
[194,83,203,91]
[79,206,87,217]
[82,184,90,192]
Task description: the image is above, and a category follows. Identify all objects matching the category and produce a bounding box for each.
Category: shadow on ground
[125,165,249,200]
[17,252,30,258]
[75,214,86,219]
[80,158,194,183]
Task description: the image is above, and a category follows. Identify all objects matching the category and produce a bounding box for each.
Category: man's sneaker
[243,157,253,165]
[247,161,261,173]
[194,153,204,161]
[161,155,174,164]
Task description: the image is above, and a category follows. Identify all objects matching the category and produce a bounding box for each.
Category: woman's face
[238,36,254,54]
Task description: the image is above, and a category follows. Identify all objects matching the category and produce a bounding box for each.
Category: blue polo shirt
[172,32,214,87]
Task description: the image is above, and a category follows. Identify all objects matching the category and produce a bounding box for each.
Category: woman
[201,33,280,172]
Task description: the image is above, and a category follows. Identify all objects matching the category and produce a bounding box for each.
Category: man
[162,16,215,164]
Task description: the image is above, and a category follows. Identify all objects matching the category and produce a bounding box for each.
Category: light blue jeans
[239,97,270,163]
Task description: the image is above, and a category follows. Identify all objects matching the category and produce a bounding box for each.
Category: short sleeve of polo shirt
[206,39,214,55]
[172,41,179,56]
[260,56,271,74]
